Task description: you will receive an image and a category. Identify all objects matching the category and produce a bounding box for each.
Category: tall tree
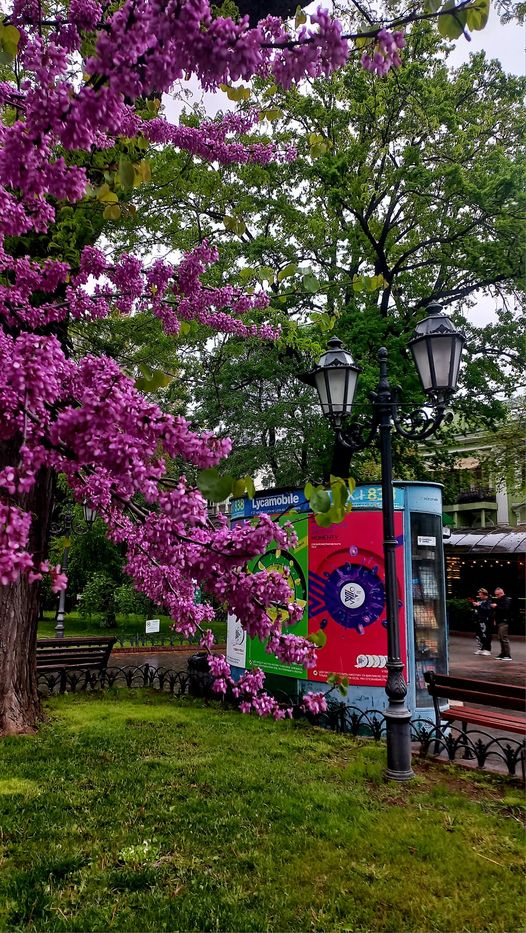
[109,21,525,485]
[0,0,503,732]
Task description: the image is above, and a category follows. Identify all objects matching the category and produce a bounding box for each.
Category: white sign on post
[145,618,160,634]
[417,535,436,547]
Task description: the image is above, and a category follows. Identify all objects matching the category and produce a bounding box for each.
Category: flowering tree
[0,0,489,734]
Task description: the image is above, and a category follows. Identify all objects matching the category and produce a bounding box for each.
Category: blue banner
[230,484,404,519]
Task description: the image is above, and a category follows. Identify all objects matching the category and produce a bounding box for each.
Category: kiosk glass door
[410,512,447,706]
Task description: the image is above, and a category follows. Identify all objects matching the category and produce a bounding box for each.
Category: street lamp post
[298,302,465,781]
[51,503,97,639]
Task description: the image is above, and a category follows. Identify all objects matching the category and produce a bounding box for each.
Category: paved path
[448,633,525,686]
[110,635,526,685]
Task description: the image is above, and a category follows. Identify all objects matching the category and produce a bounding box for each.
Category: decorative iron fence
[113,632,202,649]
[37,664,525,779]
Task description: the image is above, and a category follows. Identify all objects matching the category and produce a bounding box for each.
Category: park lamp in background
[298,302,466,782]
[52,502,98,638]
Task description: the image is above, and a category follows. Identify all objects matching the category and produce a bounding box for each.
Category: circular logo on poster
[339,582,366,609]
[324,563,385,631]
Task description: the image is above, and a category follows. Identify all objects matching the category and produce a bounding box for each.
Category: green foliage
[197,468,255,503]
[114,584,152,620]
[304,476,356,526]
[0,693,523,932]
[78,572,118,628]
[105,21,525,485]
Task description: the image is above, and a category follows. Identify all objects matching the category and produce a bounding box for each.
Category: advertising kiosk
[226,482,447,718]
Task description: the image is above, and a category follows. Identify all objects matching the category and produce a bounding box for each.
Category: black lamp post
[51,502,97,638]
[298,302,465,781]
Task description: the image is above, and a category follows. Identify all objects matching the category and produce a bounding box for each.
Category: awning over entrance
[445,528,526,553]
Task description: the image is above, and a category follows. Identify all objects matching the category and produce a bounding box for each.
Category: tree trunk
[0,448,54,735]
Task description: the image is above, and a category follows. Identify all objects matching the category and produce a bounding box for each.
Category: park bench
[36,636,116,691]
[424,671,526,738]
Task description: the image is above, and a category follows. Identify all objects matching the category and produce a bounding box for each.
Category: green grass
[0,693,524,932]
[37,612,227,645]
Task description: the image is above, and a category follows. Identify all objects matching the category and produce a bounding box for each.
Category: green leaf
[244,475,256,499]
[424,0,441,10]
[103,203,121,221]
[96,185,118,204]
[119,157,135,191]
[257,266,274,283]
[220,83,251,102]
[310,142,328,158]
[260,107,283,122]
[224,215,246,235]
[308,629,327,648]
[352,274,364,293]
[331,479,347,513]
[438,2,467,39]
[197,468,234,503]
[135,369,172,392]
[304,481,314,500]
[465,0,490,30]
[231,476,256,499]
[2,24,20,57]
[302,272,320,293]
[295,5,307,27]
[310,488,331,513]
[278,262,298,282]
[314,512,333,527]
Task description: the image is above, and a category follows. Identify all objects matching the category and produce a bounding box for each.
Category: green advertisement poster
[246,512,309,679]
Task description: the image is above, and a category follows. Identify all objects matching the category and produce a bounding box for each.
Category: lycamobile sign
[230,490,309,519]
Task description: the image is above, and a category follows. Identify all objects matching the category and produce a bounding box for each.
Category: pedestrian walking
[470,588,494,656]
[492,587,513,661]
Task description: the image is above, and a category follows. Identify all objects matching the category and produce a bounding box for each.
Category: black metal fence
[37,664,525,780]
[113,632,202,649]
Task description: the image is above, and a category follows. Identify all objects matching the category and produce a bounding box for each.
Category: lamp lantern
[298,336,361,427]
[409,302,466,398]
[82,502,97,527]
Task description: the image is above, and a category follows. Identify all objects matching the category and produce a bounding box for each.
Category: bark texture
[0,439,54,735]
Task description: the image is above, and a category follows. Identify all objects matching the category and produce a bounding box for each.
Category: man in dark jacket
[491,587,513,661]
[472,588,494,656]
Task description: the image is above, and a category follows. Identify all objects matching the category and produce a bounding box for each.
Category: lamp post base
[385,709,414,781]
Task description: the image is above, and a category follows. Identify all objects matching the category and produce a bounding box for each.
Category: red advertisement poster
[308,511,407,686]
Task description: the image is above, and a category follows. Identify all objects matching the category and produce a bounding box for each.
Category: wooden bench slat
[442,708,526,735]
[424,671,526,741]
[429,688,525,712]
[36,636,116,675]
[425,674,524,702]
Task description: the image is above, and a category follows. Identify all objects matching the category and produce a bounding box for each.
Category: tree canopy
[107,22,525,485]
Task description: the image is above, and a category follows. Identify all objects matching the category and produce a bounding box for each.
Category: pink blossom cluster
[0,1,353,238]
[144,112,295,166]
[0,0,404,709]
[0,236,277,339]
[301,691,328,715]
[216,661,294,720]
[361,29,405,77]
[266,630,317,668]
[206,657,329,722]
[0,502,33,585]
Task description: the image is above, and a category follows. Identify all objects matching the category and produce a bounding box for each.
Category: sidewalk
[449,632,525,686]
[109,634,526,682]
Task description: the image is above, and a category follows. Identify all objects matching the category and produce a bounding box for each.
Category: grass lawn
[0,692,524,933]
[37,611,227,645]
